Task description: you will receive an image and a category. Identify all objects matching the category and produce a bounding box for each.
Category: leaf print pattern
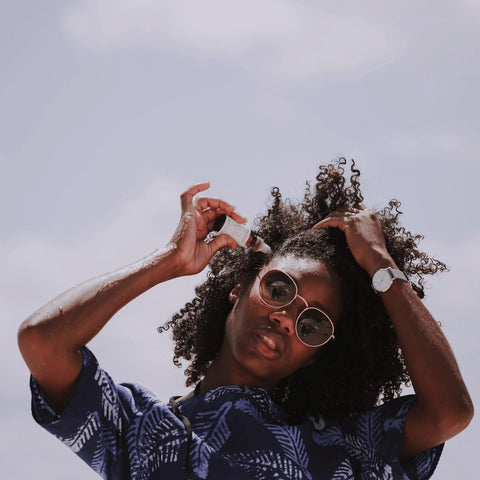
[266,424,311,480]
[62,412,100,453]
[312,425,345,447]
[225,449,306,480]
[90,424,120,475]
[138,417,183,465]
[413,449,440,480]
[29,375,58,421]
[205,385,280,419]
[194,402,232,443]
[344,433,375,469]
[234,398,264,423]
[90,433,109,476]
[190,438,215,479]
[383,399,411,435]
[330,458,355,480]
[95,366,122,431]
[365,462,393,480]
[354,407,383,451]
[204,385,243,403]
[127,404,184,478]
[138,426,183,476]
[190,402,233,478]
[30,347,444,480]
[378,464,393,480]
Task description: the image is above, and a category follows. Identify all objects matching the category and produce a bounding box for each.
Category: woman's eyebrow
[288,273,334,317]
[309,299,333,316]
[295,291,333,317]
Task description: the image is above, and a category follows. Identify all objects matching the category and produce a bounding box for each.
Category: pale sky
[1,1,479,479]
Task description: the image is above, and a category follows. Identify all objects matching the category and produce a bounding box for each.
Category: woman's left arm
[313,207,474,460]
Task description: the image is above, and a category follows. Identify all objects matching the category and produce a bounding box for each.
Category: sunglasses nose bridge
[295,293,309,310]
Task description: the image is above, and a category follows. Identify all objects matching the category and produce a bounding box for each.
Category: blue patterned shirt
[30,347,443,479]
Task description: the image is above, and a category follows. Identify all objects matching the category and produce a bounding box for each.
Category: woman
[18,160,473,479]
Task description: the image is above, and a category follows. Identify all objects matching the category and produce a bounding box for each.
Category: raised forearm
[364,251,472,421]
[314,207,473,455]
[18,247,179,377]
[381,280,471,420]
[18,183,242,411]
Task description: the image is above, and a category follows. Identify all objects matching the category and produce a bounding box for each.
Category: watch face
[373,269,392,292]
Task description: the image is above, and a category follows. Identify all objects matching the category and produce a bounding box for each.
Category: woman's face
[222,254,342,391]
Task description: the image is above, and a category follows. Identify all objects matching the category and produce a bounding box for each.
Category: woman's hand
[168,182,246,276]
[312,206,394,275]
[315,206,474,457]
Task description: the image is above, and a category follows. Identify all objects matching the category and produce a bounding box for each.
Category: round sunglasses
[257,269,335,347]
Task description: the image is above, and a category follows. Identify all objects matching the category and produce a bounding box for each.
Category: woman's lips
[253,330,283,359]
[259,333,277,350]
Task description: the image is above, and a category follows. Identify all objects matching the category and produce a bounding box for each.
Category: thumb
[208,233,239,255]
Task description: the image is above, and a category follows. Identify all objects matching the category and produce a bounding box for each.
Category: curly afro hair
[158,158,447,422]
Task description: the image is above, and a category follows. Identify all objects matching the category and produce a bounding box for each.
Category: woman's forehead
[265,255,329,278]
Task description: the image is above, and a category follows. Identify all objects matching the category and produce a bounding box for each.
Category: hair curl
[158,158,447,421]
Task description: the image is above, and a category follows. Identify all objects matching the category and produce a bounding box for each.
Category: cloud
[60,0,404,85]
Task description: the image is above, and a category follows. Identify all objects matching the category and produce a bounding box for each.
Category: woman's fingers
[179,184,246,224]
[195,197,246,225]
[312,205,371,229]
[312,211,354,230]
[170,182,247,275]
[207,233,239,255]
[180,182,211,212]
[178,183,246,254]
[312,216,351,231]
[311,206,389,272]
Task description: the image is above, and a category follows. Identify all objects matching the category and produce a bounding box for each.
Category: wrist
[363,250,397,278]
[143,243,186,284]
[371,267,409,294]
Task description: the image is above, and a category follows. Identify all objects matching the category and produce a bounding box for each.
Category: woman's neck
[200,351,277,394]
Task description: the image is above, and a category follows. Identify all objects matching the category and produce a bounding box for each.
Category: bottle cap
[254,237,272,255]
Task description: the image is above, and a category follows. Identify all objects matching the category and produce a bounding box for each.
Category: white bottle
[213,215,272,254]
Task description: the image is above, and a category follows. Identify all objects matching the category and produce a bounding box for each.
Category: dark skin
[201,256,342,394]
[18,183,473,464]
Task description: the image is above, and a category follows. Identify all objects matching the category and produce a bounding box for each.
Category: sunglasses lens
[296,309,333,347]
[259,270,296,307]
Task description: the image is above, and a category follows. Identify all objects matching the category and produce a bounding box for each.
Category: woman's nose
[268,310,296,336]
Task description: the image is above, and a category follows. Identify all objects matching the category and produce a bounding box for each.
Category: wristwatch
[371,267,408,293]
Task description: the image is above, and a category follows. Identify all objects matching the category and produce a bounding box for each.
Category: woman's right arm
[18,182,243,412]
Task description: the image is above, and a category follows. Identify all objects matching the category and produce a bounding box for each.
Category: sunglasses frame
[256,269,335,348]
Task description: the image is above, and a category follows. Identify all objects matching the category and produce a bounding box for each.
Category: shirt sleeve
[30,346,149,480]
[343,394,444,480]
